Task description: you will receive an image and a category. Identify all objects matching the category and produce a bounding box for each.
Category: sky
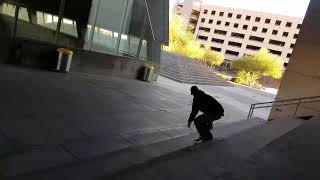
[170,0,310,18]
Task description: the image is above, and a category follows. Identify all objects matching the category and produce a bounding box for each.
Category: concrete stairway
[5,118,267,180]
[160,52,232,86]
[108,117,310,180]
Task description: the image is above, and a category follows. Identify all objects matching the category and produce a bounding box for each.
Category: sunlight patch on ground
[262,88,278,95]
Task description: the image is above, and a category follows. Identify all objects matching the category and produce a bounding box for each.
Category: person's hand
[187,121,191,128]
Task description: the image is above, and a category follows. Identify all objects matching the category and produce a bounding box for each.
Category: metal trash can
[56,48,73,72]
[142,65,154,82]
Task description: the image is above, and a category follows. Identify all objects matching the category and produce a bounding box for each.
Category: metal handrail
[248,95,320,119]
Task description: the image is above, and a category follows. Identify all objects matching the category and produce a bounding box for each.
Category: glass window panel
[18,7,29,21]
[138,15,155,61]
[83,0,100,50]
[119,0,158,61]
[119,34,140,57]
[60,18,78,37]
[36,12,59,31]
[91,27,118,54]
[15,5,58,44]
[90,0,129,55]
[82,0,159,62]
[119,0,148,57]
[139,39,148,60]
[0,1,16,38]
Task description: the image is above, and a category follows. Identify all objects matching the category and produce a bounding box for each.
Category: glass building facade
[0,0,162,62]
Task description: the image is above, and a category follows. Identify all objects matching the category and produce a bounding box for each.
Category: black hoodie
[188,90,224,122]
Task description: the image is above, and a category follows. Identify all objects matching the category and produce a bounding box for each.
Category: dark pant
[194,114,221,140]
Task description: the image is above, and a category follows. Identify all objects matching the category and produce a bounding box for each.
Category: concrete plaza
[0,65,275,178]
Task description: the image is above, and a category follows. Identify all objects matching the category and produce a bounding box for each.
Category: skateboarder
[187,86,224,142]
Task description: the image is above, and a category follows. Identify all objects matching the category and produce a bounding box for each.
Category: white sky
[170,0,310,18]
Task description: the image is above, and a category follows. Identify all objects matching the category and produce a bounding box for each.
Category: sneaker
[201,137,213,142]
[194,137,203,142]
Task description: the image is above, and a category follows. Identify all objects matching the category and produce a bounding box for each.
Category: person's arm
[188,99,199,127]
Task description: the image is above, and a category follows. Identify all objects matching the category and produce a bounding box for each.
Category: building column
[268,0,320,120]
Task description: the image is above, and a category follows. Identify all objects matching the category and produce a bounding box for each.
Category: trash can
[56,48,74,72]
[142,65,154,82]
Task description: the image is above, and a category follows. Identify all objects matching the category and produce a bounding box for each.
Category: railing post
[247,105,252,119]
[293,99,301,118]
[248,104,255,119]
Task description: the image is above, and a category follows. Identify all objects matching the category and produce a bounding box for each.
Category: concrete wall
[71,50,160,81]
[0,37,160,81]
[269,0,320,120]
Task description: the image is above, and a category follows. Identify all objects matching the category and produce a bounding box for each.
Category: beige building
[174,2,304,67]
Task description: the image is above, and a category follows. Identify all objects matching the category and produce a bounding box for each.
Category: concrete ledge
[0,37,160,81]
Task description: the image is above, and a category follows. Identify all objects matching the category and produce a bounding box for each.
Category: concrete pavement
[0,65,275,178]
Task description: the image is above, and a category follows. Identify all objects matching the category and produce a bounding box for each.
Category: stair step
[1,126,193,178]
[104,118,309,180]
[160,54,229,86]
[8,118,268,180]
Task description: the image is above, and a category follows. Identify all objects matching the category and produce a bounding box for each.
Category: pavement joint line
[164,109,188,121]
[59,144,81,160]
[119,134,139,147]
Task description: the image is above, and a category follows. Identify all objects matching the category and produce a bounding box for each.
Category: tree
[163,15,202,58]
[164,15,224,66]
[200,46,224,67]
[232,48,282,87]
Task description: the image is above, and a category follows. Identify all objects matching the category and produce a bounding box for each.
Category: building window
[236,14,241,19]
[225,22,230,26]
[228,41,242,48]
[211,38,224,44]
[287,53,292,58]
[269,49,282,56]
[219,12,224,16]
[214,29,227,35]
[290,43,295,48]
[283,32,289,37]
[211,47,222,52]
[272,30,278,35]
[269,39,285,46]
[252,26,258,31]
[246,15,251,20]
[225,50,239,56]
[228,13,233,18]
[255,17,261,22]
[262,28,268,33]
[209,19,213,24]
[234,23,239,28]
[201,18,205,23]
[198,35,208,41]
[297,24,302,29]
[294,34,298,39]
[275,20,281,26]
[199,27,211,32]
[246,45,261,51]
[217,20,221,25]
[204,9,208,14]
[243,25,248,30]
[265,19,271,24]
[286,22,292,27]
[231,32,245,39]
[249,36,264,42]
